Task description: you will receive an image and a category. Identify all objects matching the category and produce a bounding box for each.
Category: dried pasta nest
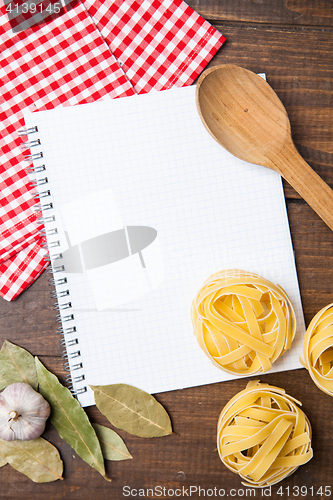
[191,270,296,375]
[217,380,313,487]
[301,303,333,396]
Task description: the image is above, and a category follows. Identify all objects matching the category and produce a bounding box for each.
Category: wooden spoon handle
[272,138,333,231]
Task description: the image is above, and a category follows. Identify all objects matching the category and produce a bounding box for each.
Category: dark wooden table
[1,1,333,498]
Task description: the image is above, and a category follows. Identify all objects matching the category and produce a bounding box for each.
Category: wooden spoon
[196,64,333,231]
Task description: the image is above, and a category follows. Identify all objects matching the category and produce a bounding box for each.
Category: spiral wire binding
[21,139,41,149]
[27,165,46,175]
[18,125,38,136]
[23,151,43,161]
[22,127,87,397]
[34,188,50,199]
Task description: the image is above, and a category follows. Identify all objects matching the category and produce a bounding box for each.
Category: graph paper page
[25,85,305,407]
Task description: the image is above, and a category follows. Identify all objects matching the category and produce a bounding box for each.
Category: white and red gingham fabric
[0,0,136,300]
[0,0,225,301]
[84,0,225,93]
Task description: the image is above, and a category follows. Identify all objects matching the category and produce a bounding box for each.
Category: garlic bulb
[0,383,50,441]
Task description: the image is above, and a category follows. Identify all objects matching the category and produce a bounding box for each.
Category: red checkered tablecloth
[0,0,136,300]
[84,0,225,93]
[0,0,225,301]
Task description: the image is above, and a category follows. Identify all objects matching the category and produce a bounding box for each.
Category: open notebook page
[24,85,305,407]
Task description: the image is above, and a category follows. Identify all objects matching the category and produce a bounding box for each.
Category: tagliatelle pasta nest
[300,303,333,396]
[191,270,296,375]
[217,380,313,487]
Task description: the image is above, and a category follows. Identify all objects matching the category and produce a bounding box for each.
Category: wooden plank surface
[187,0,333,26]
[1,1,333,498]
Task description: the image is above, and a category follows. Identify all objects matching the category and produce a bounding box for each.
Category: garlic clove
[0,383,50,441]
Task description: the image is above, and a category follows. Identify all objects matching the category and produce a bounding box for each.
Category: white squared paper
[25,86,305,407]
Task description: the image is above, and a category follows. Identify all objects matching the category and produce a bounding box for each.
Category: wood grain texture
[1,1,333,498]
[187,0,333,26]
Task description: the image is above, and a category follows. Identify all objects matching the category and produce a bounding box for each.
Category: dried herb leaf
[0,437,62,482]
[92,424,132,461]
[90,384,172,438]
[0,452,7,468]
[35,358,107,480]
[0,341,38,391]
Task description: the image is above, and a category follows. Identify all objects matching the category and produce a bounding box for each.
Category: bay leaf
[0,437,62,482]
[0,340,38,391]
[0,452,7,468]
[35,357,108,480]
[90,384,172,438]
[92,424,132,461]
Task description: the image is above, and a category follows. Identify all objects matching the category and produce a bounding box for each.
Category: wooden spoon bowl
[196,64,333,231]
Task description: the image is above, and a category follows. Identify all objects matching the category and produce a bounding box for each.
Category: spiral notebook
[23,85,305,407]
